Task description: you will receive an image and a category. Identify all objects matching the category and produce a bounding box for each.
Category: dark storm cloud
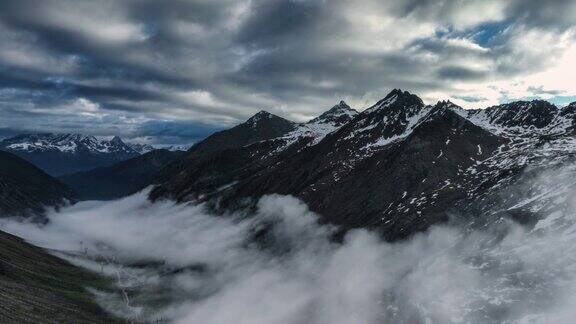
[527,86,564,96]
[505,0,576,30]
[136,120,222,142]
[437,66,488,80]
[0,0,574,143]
[235,0,321,47]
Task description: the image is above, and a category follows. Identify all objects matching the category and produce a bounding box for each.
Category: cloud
[0,0,574,141]
[135,120,222,145]
[3,171,576,323]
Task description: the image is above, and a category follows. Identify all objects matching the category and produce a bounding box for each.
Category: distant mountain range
[0,134,155,176]
[150,90,576,240]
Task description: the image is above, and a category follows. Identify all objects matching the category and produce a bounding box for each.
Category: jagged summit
[245,110,291,128]
[561,102,576,115]
[435,100,458,107]
[366,89,424,114]
[178,109,295,158]
[151,89,576,243]
[248,109,273,118]
[308,101,358,127]
[480,100,558,129]
[110,135,125,145]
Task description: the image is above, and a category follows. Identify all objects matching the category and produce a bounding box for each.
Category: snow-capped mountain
[266,101,359,153]
[149,90,576,241]
[309,101,358,127]
[1,134,153,154]
[466,99,576,136]
[0,134,153,176]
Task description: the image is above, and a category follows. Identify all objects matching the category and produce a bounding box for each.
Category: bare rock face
[151,90,576,241]
[0,151,118,322]
[0,150,75,219]
[0,230,119,323]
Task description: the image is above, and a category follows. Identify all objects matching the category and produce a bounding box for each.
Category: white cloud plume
[3,175,576,323]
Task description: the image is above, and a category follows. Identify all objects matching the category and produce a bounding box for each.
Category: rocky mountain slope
[0,134,153,176]
[151,90,576,241]
[187,110,297,156]
[0,230,120,323]
[0,150,119,323]
[60,149,184,200]
[0,150,75,219]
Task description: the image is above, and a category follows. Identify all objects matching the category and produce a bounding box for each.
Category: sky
[0,0,575,144]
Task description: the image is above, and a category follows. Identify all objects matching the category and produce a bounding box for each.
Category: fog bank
[2,186,576,323]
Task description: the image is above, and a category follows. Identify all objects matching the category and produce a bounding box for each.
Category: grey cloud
[505,0,576,30]
[235,0,322,47]
[437,65,489,80]
[528,86,565,96]
[0,0,574,141]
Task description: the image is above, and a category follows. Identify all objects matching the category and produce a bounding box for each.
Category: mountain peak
[308,101,358,127]
[110,136,124,145]
[366,89,424,114]
[246,110,276,126]
[560,101,576,116]
[387,88,404,97]
[254,110,272,116]
[434,100,462,110]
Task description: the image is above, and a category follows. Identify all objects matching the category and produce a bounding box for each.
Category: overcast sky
[0,0,575,144]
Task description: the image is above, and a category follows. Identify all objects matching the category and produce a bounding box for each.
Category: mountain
[0,150,75,219]
[0,229,120,323]
[150,90,576,241]
[59,149,184,200]
[0,134,154,176]
[309,100,358,127]
[470,100,558,129]
[152,110,297,186]
[150,103,356,201]
[186,110,296,157]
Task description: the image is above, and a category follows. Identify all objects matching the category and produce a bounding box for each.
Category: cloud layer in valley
[3,182,576,322]
[0,0,575,143]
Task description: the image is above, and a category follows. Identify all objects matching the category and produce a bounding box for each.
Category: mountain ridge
[150,89,576,240]
[0,133,154,176]
[0,150,75,219]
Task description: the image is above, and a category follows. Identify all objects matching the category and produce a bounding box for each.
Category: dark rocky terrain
[151,90,576,240]
[0,150,75,219]
[0,149,120,323]
[0,134,153,176]
[0,230,120,323]
[60,149,184,200]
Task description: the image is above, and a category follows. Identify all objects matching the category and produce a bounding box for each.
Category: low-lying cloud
[2,185,576,323]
